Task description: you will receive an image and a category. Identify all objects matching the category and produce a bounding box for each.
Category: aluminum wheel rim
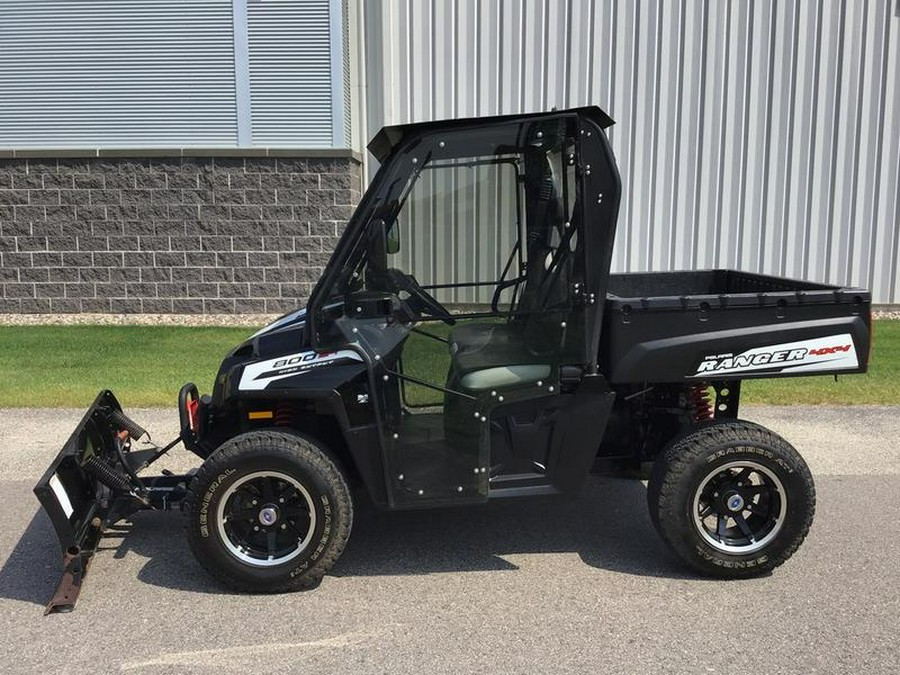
[692,460,787,555]
[216,470,316,568]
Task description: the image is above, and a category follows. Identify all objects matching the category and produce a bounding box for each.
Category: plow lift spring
[33,388,196,614]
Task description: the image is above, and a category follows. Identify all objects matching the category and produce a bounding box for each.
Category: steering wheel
[382,269,455,325]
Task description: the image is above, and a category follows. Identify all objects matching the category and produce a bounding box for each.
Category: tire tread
[183,430,353,593]
[648,420,815,578]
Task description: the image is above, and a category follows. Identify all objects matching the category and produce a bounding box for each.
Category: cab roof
[367,106,615,163]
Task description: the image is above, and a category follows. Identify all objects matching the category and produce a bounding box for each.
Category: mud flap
[33,391,131,614]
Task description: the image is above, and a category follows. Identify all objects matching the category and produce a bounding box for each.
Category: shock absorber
[274,401,300,427]
[84,456,134,492]
[107,409,147,441]
[84,456,151,506]
[689,385,714,422]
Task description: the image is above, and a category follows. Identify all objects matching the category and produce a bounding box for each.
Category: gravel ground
[1,307,898,327]
[872,308,900,320]
[0,313,278,327]
[0,405,898,674]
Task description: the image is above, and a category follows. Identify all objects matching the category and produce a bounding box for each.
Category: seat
[448,322,551,392]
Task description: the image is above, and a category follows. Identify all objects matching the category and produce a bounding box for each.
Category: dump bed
[601,270,871,384]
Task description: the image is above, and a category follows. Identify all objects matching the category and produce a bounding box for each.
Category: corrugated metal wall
[364,0,900,303]
[0,0,238,147]
[0,0,351,149]
[247,0,334,146]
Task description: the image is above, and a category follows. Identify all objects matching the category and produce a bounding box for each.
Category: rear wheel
[647,420,815,578]
[184,430,352,592]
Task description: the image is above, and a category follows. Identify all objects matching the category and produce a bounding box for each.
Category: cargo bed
[602,270,871,383]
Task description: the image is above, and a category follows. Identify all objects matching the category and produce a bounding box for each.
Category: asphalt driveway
[0,405,897,674]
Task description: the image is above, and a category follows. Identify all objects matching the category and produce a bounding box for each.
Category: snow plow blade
[33,390,185,614]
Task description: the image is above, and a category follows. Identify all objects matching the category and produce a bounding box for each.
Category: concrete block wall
[0,151,362,314]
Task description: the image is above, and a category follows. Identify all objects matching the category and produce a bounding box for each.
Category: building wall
[0,0,350,150]
[364,0,900,303]
[0,153,361,314]
[0,0,361,315]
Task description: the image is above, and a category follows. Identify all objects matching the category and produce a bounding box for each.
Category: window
[390,154,523,308]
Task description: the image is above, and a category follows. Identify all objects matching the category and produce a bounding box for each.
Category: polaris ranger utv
[35,107,872,613]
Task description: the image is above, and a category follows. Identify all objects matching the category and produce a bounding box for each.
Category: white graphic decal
[239,349,363,391]
[692,333,858,378]
[49,473,74,519]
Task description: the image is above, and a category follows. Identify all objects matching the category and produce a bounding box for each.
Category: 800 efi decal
[239,350,363,391]
[691,333,858,378]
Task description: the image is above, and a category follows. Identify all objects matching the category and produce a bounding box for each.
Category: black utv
[35,107,871,612]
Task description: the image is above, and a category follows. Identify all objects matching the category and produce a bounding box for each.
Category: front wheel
[184,430,352,592]
[647,420,815,578]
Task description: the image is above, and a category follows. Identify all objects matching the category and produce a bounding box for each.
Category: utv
[35,107,872,613]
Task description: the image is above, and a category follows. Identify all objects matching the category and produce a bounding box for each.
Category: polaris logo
[691,334,858,378]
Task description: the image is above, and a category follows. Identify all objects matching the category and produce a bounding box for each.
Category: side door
[375,114,604,503]
[373,124,532,507]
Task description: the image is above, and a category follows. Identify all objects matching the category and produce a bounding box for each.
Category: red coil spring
[274,401,299,427]
[689,385,714,422]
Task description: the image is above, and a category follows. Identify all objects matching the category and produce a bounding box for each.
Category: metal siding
[342,0,352,144]
[0,0,237,148]
[246,0,334,146]
[365,0,900,303]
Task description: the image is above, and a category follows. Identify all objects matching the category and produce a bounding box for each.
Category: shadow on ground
[0,476,693,607]
[0,506,61,607]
